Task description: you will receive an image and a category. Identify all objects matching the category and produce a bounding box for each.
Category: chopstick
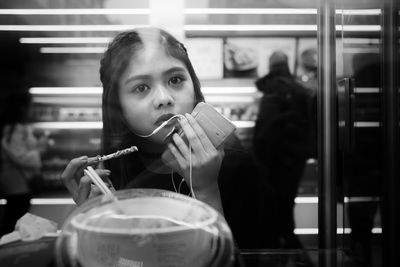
[84,166,114,197]
[88,146,138,164]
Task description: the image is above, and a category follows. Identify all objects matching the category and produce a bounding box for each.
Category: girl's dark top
[109,147,278,249]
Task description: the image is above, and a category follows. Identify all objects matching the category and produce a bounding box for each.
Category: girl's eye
[134,84,150,93]
[169,76,184,86]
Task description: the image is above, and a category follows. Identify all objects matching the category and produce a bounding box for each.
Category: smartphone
[190,102,236,148]
[164,102,236,148]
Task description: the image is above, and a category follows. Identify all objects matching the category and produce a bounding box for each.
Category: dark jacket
[253,70,316,197]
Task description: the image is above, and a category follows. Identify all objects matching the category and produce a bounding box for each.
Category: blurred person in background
[344,53,381,267]
[0,86,48,237]
[297,47,318,94]
[253,50,316,264]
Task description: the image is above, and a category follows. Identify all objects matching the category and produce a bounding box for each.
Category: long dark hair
[99,27,205,188]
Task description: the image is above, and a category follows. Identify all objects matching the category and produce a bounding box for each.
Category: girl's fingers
[171,133,191,159]
[178,115,204,153]
[61,156,88,193]
[167,142,186,169]
[75,175,92,205]
[88,184,103,199]
[185,113,215,152]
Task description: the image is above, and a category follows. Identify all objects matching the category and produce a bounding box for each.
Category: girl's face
[118,46,195,145]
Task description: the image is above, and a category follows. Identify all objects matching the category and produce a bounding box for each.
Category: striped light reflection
[40,47,106,53]
[0,8,381,16]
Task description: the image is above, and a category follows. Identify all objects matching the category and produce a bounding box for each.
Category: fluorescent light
[337,9,381,15]
[233,121,255,128]
[20,37,112,44]
[0,9,150,15]
[1,24,381,32]
[294,196,381,204]
[32,122,103,129]
[32,121,252,129]
[293,228,352,235]
[343,38,380,44]
[372,228,382,234]
[33,97,101,105]
[30,198,75,205]
[354,121,380,127]
[29,87,257,95]
[354,87,380,93]
[295,197,318,204]
[0,25,142,31]
[30,87,102,94]
[294,228,382,235]
[336,25,381,31]
[344,197,380,203]
[185,8,317,15]
[0,8,380,16]
[202,87,257,94]
[343,47,380,54]
[205,96,255,103]
[185,24,318,31]
[40,47,106,53]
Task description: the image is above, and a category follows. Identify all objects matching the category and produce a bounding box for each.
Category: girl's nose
[152,85,174,109]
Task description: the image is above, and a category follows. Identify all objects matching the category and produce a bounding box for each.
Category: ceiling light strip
[40,47,106,53]
[0,25,142,31]
[32,121,253,129]
[0,9,150,15]
[20,37,112,44]
[30,87,102,94]
[0,24,380,32]
[185,24,318,31]
[0,8,380,16]
[30,87,258,95]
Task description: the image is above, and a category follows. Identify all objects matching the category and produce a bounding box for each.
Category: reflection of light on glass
[0,8,381,16]
[336,25,381,31]
[1,24,381,32]
[40,47,106,53]
[354,122,380,127]
[32,121,252,129]
[33,97,101,105]
[205,96,254,103]
[185,8,317,15]
[30,87,258,95]
[232,121,254,128]
[0,9,150,15]
[30,87,102,94]
[0,25,141,31]
[30,198,75,205]
[343,38,380,44]
[294,228,382,235]
[202,87,257,94]
[33,122,103,129]
[185,25,317,31]
[354,87,380,93]
[21,37,112,44]
[336,9,381,15]
[295,196,380,203]
[343,47,380,54]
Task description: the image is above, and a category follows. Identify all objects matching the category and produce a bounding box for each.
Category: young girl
[61,27,275,249]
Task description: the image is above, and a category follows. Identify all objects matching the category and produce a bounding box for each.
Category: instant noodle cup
[56,189,234,267]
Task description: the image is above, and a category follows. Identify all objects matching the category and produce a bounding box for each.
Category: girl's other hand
[60,156,113,205]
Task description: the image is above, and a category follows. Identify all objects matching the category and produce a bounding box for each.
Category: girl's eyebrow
[124,67,187,85]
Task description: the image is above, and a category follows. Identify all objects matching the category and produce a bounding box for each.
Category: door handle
[338,77,355,152]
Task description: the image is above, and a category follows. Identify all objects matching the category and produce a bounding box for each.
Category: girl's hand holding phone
[162,113,225,196]
[61,156,114,205]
